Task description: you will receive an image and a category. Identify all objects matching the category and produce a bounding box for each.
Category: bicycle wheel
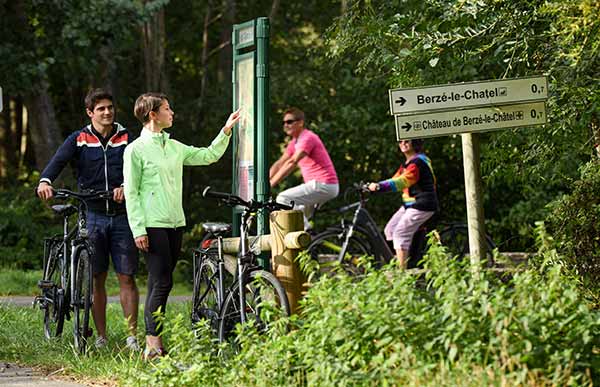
[191,253,220,332]
[73,247,93,354]
[42,242,66,339]
[307,230,372,276]
[218,269,290,344]
[439,224,496,267]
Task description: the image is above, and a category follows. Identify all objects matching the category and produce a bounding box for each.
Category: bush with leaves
[544,158,600,302]
[0,175,62,269]
[126,243,599,387]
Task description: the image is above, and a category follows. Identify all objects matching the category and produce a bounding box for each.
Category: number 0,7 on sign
[395,101,547,140]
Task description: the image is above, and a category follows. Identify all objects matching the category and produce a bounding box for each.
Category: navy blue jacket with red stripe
[40,123,132,215]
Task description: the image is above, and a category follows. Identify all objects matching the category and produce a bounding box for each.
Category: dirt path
[0,362,86,387]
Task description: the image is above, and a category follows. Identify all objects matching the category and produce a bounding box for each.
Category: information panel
[395,101,547,140]
[234,52,255,201]
[389,76,548,115]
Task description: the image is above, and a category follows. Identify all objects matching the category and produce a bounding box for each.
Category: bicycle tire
[439,224,496,267]
[42,240,66,338]
[73,247,92,354]
[307,230,373,276]
[218,269,290,344]
[191,254,220,333]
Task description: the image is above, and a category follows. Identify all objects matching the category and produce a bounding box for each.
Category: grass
[0,268,193,297]
[1,243,598,387]
[0,301,191,385]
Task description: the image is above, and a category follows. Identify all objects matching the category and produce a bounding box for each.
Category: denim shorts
[87,211,138,275]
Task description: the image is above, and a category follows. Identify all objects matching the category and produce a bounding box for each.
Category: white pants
[384,207,435,251]
[276,180,339,229]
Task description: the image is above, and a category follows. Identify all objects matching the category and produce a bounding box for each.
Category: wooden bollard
[269,210,307,313]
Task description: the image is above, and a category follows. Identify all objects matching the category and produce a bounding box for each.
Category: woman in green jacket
[123,92,240,359]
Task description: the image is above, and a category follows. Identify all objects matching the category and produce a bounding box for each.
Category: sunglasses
[283,119,299,125]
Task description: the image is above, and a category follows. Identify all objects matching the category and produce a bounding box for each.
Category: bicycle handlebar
[52,188,114,202]
[202,186,294,212]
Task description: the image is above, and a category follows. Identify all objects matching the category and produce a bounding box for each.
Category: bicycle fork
[216,236,225,307]
[237,219,250,324]
[338,206,361,264]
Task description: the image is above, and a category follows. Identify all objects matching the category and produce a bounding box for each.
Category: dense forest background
[0,0,598,283]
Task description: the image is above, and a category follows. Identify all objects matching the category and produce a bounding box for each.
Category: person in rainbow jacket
[367,138,438,269]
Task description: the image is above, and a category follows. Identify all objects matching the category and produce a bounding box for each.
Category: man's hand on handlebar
[37,182,54,201]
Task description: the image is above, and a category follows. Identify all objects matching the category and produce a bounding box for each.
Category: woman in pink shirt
[270,107,339,228]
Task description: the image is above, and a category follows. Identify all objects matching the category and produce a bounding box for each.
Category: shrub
[125,244,599,386]
[545,158,600,301]
[0,176,61,270]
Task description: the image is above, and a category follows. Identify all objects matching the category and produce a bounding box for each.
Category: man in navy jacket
[36,89,140,351]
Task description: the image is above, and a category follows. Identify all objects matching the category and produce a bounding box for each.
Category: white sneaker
[126,336,141,351]
[95,336,108,349]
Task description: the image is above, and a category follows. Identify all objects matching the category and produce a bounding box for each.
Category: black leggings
[144,227,183,336]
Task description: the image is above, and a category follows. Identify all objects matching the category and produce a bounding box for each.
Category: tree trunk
[0,95,8,182]
[11,0,63,174]
[141,4,168,92]
[269,0,280,21]
[98,42,118,96]
[217,0,235,85]
[25,82,63,172]
[592,112,600,159]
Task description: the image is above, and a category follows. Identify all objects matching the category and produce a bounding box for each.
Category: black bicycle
[191,187,291,344]
[34,189,112,354]
[307,183,496,274]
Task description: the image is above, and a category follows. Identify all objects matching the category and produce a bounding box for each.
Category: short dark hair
[134,92,168,124]
[411,139,425,153]
[85,88,113,111]
[283,107,305,122]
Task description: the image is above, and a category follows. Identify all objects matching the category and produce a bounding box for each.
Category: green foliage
[2,248,598,385]
[324,0,600,251]
[544,158,600,302]
[122,246,598,386]
[0,174,61,270]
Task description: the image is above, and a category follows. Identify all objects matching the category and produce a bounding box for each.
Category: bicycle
[191,186,292,344]
[33,189,112,354]
[307,183,496,274]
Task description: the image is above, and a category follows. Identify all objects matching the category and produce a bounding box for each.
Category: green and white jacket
[123,128,231,238]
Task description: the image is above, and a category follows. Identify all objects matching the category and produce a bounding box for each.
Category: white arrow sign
[389,76,548,115]
[395,101,547,140]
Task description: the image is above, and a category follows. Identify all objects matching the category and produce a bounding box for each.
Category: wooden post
[269,209,306,313]
[461,133,487,276]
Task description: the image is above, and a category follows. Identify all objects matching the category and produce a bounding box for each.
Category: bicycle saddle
[202,222,231,236]
[51,204,78,216]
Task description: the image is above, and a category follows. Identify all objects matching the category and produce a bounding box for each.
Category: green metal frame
[232,17,270,268]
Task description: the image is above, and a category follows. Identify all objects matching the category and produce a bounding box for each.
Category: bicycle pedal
[32,296,45,308]
[85,328,93,338]
[37,280,54,289]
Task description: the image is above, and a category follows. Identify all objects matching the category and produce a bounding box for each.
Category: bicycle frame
[236,208,257,324]
[337,189,395,264]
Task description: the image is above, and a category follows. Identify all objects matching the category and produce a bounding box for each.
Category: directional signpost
[394,101,547,140]
[388,76,549,271]
[389,76,548,116]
